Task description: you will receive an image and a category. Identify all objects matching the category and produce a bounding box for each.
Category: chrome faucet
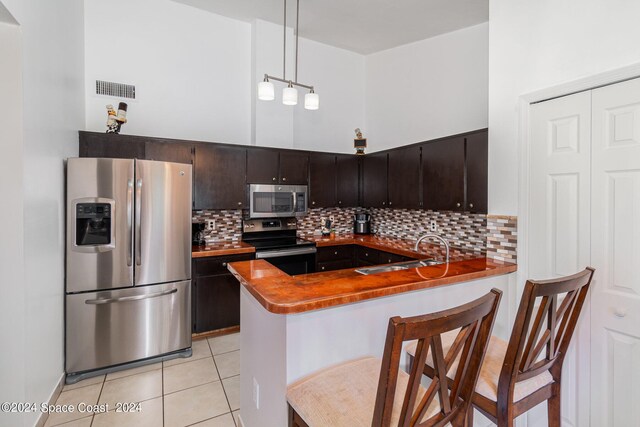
[414,233,450,263]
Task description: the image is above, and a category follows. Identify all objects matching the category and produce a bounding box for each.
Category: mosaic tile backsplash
[192,208,513,258]
[486,215,518,262]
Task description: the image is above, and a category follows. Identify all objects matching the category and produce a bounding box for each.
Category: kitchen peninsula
[228,236,516,427]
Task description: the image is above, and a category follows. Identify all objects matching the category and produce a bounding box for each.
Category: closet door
[590,77,640,427]
[529,91,591,427]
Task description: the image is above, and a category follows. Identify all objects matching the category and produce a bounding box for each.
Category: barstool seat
[405,333,554,402]
[287,357,439,427]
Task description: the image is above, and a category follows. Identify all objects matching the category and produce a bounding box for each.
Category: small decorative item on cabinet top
[105,102,128,134]
[354,128,366,155]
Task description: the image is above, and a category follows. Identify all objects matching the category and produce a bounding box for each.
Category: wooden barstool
[286,289,502,427]
[406,268,594,427]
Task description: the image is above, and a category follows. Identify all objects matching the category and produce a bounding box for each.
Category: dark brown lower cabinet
[192,253,254,334]
[316,245,355,272]
[355,246,414,267]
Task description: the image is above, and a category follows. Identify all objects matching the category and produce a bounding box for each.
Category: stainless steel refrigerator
[65,158,192,382]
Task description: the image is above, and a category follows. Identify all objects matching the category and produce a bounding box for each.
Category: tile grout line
[207,338,234,416]
[162,359,165,427]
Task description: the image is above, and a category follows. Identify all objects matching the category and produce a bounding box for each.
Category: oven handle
[256,246,317,259]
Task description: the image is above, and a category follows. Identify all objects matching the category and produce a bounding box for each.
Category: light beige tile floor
[45,333,241,427]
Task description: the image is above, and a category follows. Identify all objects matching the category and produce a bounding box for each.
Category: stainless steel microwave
[248,184,308,218]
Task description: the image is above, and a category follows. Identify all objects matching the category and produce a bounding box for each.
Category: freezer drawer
[66,281,191,374]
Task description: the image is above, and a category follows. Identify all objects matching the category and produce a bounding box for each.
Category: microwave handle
[292,191,297,213]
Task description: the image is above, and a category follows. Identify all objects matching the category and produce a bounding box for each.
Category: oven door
[255,246,317,275]
[249,184,307,218]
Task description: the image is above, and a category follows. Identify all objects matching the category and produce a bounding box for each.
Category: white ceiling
[174,0,488,54]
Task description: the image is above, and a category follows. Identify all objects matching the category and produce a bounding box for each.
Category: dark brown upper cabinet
[309,152,337,208]
[246,147,308,185]
[388,146,421,209]
[145,140,193,165]
[465,130,488,214]
[362,152,388,208]
[79,131,145,159]
[194,143,247,210]
[279,151,309,185]
[336,154,360,207]
[422,136,465,211]
[246,147,280,184]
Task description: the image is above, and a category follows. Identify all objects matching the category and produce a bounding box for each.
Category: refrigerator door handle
[135,178,142,266]
[127,179,134,267]
[84,288,177,305]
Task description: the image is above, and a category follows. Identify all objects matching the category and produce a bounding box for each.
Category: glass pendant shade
[258,81,275,101]
[304,92,319,110]
[282,86,298,105]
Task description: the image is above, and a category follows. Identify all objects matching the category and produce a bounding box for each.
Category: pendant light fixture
[257,0,318,110]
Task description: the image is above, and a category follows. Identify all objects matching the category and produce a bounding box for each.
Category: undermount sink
[355,259,444,275]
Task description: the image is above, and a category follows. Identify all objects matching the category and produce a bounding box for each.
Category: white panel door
[528,91,591,427]
[591,77,640,427]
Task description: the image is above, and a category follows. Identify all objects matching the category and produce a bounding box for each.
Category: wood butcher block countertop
[192,242,255,258]
[227,234,517,314]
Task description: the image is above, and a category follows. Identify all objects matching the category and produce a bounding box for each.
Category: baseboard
[34,373,65,427]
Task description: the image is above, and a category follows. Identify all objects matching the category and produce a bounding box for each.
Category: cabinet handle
[382,202,386,205]
[365,253,369,257]
[334,251,338,255]
[469,203,474,208]
[321,266,325,270]
[222,262,227,267]
[456,202,461,208]
[272,177,276,181]
[389,202,392,206]
[282,177,287,182]
[614,307,627,318]
[312,201,316,205]
[237,202,242,206]
[338,200,342,204]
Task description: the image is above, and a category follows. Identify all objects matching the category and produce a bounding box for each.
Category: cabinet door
[422,137,465,211]
[388,146,421,209]
[336,154,360,207]
[309,153,336,208]
[145,140,193,165]
[193,274,240,333]
[362,152,388,208]
[194,144,247,210]
[79,132,145,159]
[465,130,488,213]
[246,147,280,184]
[355,246,380,265]
[279,151,309,184]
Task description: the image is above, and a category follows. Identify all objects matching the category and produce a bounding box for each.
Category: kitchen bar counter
[192,242,255,258]
[229,257,515,314]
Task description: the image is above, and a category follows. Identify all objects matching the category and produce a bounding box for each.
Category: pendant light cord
[295,0,299,83]
[283,0,287,80]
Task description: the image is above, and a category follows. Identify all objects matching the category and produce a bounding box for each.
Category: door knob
[613,307,628,318]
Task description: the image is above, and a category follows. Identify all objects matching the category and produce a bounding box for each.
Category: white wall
[84,0,252,144]
[0,1,85,426]
[293,37,365,153]
[364,23,489,152]
[0,16,26,427]
[489,0,640,215]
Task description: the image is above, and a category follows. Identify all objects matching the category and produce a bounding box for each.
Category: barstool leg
[547,393,561,427]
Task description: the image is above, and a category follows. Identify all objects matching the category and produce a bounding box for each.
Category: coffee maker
[192,222,206,246]
[353,212,372,235]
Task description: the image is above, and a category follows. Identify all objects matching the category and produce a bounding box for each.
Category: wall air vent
[95,80,136,99]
